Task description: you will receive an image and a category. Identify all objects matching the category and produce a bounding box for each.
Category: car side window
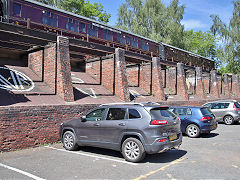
[186,108,192,115]
[175,108,187,116]
[211,103,220,109]
[222,103,229,109]
[128,109,141,119]
[86,108,105,121]
[106,108,126,120]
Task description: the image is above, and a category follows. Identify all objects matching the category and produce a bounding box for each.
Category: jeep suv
[203,100,240,125]
[60,103,182,162]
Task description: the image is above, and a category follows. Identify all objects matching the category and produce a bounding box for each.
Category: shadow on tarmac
[142,149,187,163]
[200,133,219,138]
[77,146,187,164]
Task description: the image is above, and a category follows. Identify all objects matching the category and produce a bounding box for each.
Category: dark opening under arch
[0,0,3,17]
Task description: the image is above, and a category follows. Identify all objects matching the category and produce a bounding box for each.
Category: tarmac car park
[1,101,240,179]
[1,122,240,179]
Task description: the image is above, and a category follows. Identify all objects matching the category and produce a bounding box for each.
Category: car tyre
[186,124,200,138]
[223,115,234,125]
[63,131,79,151]
[122,138,146,163]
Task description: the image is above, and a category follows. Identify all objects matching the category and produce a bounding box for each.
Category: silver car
[203,100,240,125]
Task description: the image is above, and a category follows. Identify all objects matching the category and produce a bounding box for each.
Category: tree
[116,0,185,48]
[211,0,240,74]
[35,0,111,23]
[183,30,218,59]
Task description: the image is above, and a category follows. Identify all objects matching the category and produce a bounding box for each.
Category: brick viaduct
[28,36,240,103]
[0,29,240,151]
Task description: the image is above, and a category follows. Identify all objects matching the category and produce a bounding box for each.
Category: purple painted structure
[0,0,215,70]
[7,0,158,57]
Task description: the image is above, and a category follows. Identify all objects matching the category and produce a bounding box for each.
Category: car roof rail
[100,102,161,107]
[100,102,145,106]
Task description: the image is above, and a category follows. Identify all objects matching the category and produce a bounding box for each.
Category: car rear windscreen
[150,108,176,119]
[200,107,212,116]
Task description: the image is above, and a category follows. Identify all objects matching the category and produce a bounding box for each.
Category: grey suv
[203,100,240,125]
[60,103,182,162]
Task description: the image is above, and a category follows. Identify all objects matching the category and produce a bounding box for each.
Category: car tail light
[158,138,167,142]
[151,120,167,125]
[233,104,240,112]
[177,117,181,123]
[200,116,211,121]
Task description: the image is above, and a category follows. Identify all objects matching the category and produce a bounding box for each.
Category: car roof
[170,106,203,109]
[206,100,237,103]
[100,102,168,108]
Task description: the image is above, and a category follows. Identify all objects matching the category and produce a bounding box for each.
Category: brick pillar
[139,63,151,94]
[114,48,130,102]
[28,50,43,80]
[232,75,239,96]
[152,57,165,101]
[223,74,231,97]
[210,70,220,98]
[56,36,74,102]
[166,67,176,95]
[44,43,56,92]
[195,67,206,99]
[203,72,210,94]
[177,63,188,100]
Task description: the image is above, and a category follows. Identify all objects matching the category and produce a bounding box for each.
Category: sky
[89,0,234,32]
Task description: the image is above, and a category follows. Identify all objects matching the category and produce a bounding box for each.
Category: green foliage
[35,0,111,23]
[211,0,240,74]
[183,30,218,61]
[116,0,185,48]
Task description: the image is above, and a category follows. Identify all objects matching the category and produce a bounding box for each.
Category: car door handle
[94,123,100,126]
[118,123,126,126]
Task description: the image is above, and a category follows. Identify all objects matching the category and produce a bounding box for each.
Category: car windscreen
[200,107,212,116]
[150,107,176,119]
[234,102,240,108]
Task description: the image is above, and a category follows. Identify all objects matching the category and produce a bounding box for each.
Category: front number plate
[170,134,178,141]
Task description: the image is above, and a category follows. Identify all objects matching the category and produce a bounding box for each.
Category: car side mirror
[81,116,87,122]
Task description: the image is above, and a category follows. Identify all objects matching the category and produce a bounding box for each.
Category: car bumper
[233,114,240,121]
[144,133,182,154]
[200,123,218,133]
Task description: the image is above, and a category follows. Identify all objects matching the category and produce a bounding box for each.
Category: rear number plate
[170,134,178,141]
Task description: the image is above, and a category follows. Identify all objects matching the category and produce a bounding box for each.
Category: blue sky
[89,0,234,32]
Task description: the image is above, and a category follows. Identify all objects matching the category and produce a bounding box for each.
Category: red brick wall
[126,66,139,87]
[28,50,43,80]
[232,75,239,96]
[44,44,56,92]
[139,63,151,94]
[203,73,210,94]
[165,68,176,95]
[0,104,97,152]
[86,60,101,83]
[102,58,115,93]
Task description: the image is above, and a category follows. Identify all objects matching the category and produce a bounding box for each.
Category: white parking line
[45,146,137,166]
[0,163,46,180]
